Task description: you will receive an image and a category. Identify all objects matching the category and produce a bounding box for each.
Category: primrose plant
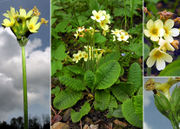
[144,10,180,72]
[2,6,47,129]
[52,10,142,128]
[145,78,180,129]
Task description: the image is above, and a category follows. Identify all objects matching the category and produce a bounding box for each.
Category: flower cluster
[72,46,105,63]
[74,26,98,39]
[145,78,180,100]
[91,10,110,34]
[2,7,48,46]
[74,26,85,39]
[144,18,180,71]
[111,29,131,42]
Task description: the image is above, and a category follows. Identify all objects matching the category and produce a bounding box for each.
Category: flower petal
[146,56,156,67]
[165,19,174,29]
[162,52,173,63]
[144,29,150,37]
[171,28,179,37]
[155,19,163,28]
[92,10,97,15]
[164,35,174,43]
[159,28,165,37]
[150,35,159,41]
[156,58,165,71]
[146,19,153,29]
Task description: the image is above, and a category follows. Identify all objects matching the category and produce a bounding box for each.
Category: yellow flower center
[29,24,34,30]
[96,15,100,20]
[150,27,158,35]
[153,50,163,58]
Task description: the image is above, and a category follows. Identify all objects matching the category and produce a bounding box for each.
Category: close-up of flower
[144,19,165,41]
[91,10,105,23]
[112,29,131,42]
[158,38,175,52]
[146,48,173,71]
[19,8,33,19]
[26,16,41,33]
[163,19,179,42]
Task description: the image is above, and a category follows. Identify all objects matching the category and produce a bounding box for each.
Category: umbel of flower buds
[2,6,48,47]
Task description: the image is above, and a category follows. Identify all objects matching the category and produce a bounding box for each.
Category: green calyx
[18,36,29,47]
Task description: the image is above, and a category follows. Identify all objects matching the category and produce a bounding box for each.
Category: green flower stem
[169,112,179,129]
[21,46,28,129]
[147,67,151,76]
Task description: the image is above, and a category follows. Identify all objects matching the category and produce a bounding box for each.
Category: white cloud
[144,122,153,129]
[0,27,50,121]
[144,90,153,107]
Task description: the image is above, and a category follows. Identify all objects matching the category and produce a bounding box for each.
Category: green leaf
[159,60,180,76]
[113,8,131,17]
[84,70,95,90]
[108,95,118,110]
[88,0,99,11]
[171,86,180,113]
[154,92,171,118]
[51,18,57,26]
[96,60,121,89]
[111,105,123,118]
[52,42,66,60]
[94,33,107,44]
[98,52,120,67]
[59,76,86,91]
[111,85,129,102]
[71,102,91,123]
[122,98,142,128]
[53,89,82,110]
[128,62,142,94]
[51,86,60,97]
[51,60,62,75]
[133,95,143,121]
[94,90,110,111]
[65,65,84,75]
[144,44,150,60]
[55,21,69,33]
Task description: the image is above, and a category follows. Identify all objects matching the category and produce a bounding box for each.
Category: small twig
[51,105,57,115]
[57,110,62,115]
[94,120,101,124]
[80,120,83,129]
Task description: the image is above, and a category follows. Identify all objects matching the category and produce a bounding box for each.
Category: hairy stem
[22,46,28,129]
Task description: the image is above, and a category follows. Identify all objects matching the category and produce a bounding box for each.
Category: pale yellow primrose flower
[158,38,175,52]
[144,19,165,41]
[72,53,80,63]
[3,7,18,19]
[99,10,111,24]
[82,51,88,62]
[112,29,130,42]
[19,8,33,19]
[74,26,85,39]
[163,19,179,42]
[91,10,105,22]
[2,17,15,27]
[100,20,109,31]
[77,50,83,59]
[26,16,41,33]
[146,48,173,71]
[117,33,129,42]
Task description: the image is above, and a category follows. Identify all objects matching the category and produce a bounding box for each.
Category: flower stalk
[21,46,28,129]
